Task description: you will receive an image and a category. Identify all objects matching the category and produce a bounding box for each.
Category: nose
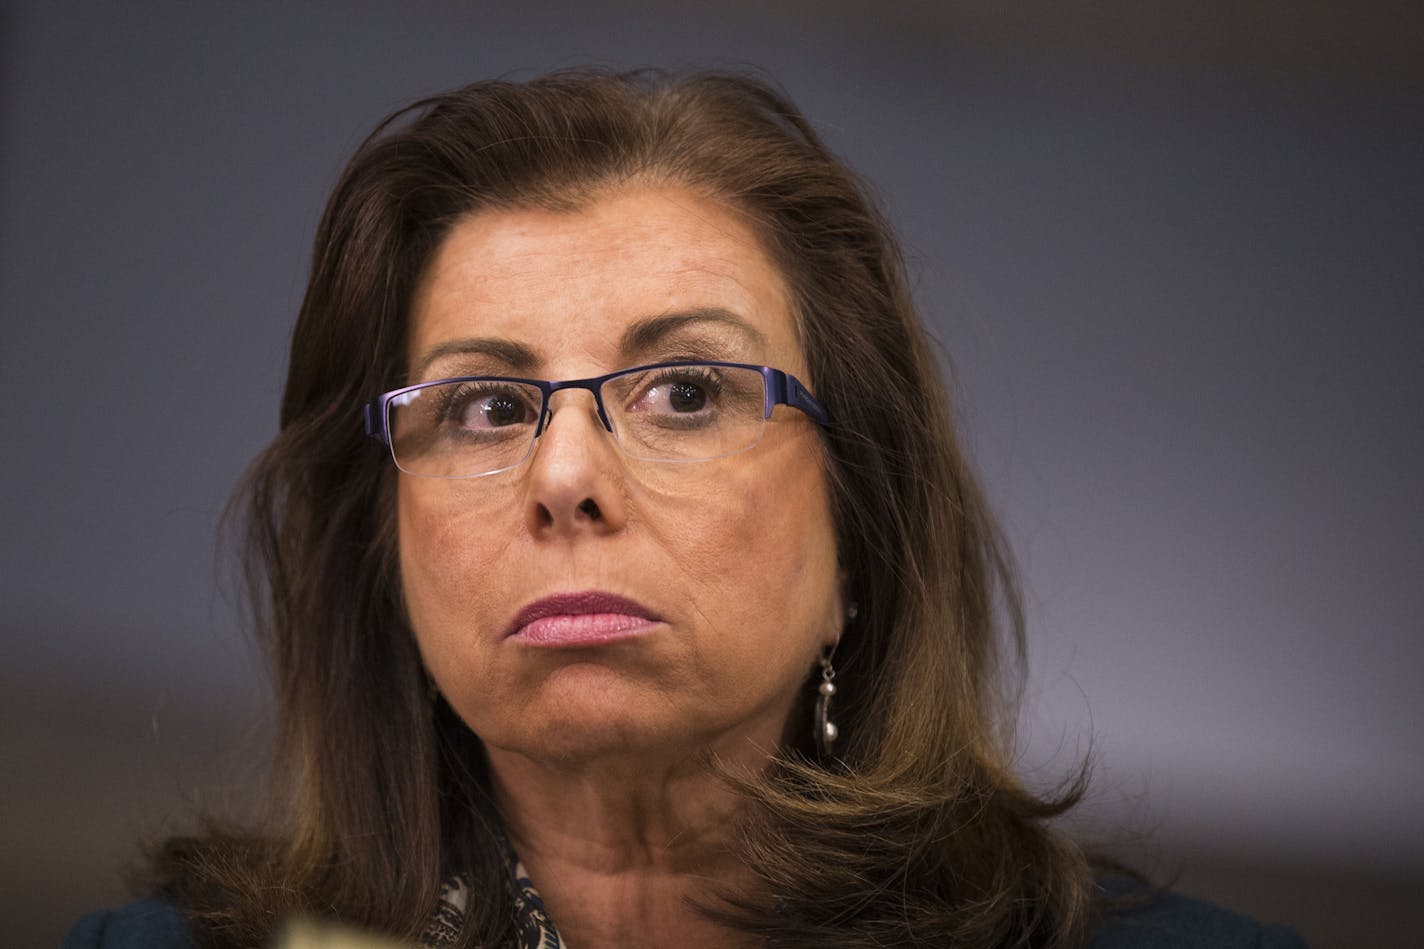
[522,387,626,537]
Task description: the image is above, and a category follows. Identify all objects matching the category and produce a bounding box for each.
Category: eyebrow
[412,308,768,380]
[411,337,538,379]
[619,308,767,358]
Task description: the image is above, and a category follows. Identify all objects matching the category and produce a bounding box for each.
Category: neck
[486,739,775,948]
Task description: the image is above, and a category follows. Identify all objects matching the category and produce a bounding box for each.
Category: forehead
[406,184,803,378]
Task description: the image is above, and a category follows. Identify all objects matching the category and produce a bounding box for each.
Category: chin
[462,680,691,764]
[490,714,700,767]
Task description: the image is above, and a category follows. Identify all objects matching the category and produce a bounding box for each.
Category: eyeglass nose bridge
[534,377,616,439]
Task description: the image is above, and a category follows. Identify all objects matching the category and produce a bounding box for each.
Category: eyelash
[649,365,721,387]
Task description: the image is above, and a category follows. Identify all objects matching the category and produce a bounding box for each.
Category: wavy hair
[154,68,1095,948]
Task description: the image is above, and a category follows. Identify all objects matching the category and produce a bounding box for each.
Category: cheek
[745,475,839,631]
[397,484,521,662]
[640,444,840,654]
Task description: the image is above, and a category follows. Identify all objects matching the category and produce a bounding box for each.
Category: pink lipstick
[507,591,662,646]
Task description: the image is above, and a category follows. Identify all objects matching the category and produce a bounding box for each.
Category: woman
[67,69,1304,948]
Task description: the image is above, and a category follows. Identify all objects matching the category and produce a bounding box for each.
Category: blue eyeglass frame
[363,359,831,445]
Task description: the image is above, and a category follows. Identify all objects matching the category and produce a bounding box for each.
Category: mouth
[506,590,664,646]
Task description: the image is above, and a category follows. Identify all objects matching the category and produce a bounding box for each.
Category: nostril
[577,498,602,520]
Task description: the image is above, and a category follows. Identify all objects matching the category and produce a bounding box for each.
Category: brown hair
[154,68,1095,948]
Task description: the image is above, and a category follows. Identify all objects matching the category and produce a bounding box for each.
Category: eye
[633,367,723,417]
[666,379,708,412]
[437,383,539,432]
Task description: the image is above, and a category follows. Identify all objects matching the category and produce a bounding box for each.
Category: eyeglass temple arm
[770,371,830,426]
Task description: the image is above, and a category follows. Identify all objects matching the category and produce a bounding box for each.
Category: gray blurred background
[3,2,1421,946]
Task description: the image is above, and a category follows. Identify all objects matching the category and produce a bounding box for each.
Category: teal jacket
[65,889,1307,948]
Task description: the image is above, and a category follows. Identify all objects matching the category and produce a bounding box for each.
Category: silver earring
[814,647,838,757]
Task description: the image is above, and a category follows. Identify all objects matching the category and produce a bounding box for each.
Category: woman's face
[398,184,843,767]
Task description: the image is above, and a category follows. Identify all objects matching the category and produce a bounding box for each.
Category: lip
[506,590,664,646]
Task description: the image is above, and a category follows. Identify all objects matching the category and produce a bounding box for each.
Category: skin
[398,184,844,948]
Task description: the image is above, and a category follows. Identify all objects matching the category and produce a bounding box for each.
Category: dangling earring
[814,645,839,757]
[814,600,855,757]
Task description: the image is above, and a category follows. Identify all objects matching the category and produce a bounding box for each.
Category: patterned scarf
[418,863,564,949]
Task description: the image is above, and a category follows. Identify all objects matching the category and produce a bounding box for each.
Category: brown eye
[437,383,539,432]
[667,381,708,413]
[470,393,529,428]
[629,367,723,418]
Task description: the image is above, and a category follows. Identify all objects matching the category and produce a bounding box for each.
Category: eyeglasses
[364,360,830,479]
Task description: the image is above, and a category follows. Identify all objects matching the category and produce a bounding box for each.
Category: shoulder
[64,899,196,949]
[1089,880,1307,949]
